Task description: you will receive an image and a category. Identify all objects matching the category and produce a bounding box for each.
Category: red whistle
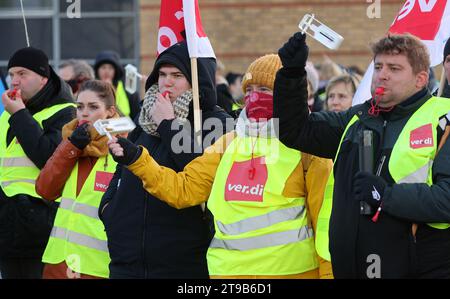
[162,91,170,97]
[7,89,18,100]
[375,86,385,96]
[248,167,256,180]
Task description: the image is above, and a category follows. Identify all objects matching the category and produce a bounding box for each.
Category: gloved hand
[278,32,309,71]
[353,171,387,209]
[69,122,91,150]
[109,137,141,166]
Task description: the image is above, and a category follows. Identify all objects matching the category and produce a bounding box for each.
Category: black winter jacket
[274,69,450,278]
[99,42,232,278]
[0,68,75,258]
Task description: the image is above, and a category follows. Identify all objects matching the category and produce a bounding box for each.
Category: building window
[0,0,140,83]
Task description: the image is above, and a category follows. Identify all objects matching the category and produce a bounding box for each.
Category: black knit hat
[444,38,450,63]
[146,41,191,91]
[7,47,50,78]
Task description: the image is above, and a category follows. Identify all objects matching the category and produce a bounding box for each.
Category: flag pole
[437,68,446,97]
[190,57,202,148]
[190,57,205,212]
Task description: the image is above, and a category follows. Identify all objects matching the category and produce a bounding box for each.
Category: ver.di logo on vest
[225,157,268,202]
[94,171,114,192]
[410,123,433,149]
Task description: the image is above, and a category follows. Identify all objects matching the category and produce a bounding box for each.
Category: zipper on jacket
[376,155,386,176]
[375,120,388,176]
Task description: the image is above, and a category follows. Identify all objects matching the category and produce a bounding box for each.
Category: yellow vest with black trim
[0,103,76,198]
[115,81,131,117]
[42,154,116,278]
[207,135,318,275]
[316,97,450,261]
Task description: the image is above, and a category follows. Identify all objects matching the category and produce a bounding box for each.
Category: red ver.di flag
[157,0,215,58]
[353,0,450,105]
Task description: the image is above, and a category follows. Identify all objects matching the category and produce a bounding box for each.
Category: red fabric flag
[353,0,450,105]
[157,0,215,58]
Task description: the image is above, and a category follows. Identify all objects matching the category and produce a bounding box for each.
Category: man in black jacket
[99,41,231,279]
[274,33,450,278]
[0,47,75,278]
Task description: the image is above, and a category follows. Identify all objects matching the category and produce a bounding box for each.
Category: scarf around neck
[139,84,193,137]
[235,108,276,138]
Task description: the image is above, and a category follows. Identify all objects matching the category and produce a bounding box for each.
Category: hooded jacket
[0,66,76,259]
[99,41,232,278]
[94,50,140,119]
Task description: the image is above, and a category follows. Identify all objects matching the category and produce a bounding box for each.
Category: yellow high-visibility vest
[0,103,76,198]
[42,154,116,278]
[207,135,318,275]
[115,81,131,117]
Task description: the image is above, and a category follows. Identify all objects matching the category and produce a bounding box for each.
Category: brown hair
[371,33,430,74]
[78,80,116,109]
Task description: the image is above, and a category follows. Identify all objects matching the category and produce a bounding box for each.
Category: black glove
[69,123,91,150]
[353,171,387,209]
[278,32,309,71]
[110,137,142,166]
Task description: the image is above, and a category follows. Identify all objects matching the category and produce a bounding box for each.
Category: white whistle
[299,14,344,50]
[124,64,143,94]
[94,117,136,140]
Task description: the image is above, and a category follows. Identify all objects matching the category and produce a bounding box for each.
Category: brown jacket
[36,119,110,200]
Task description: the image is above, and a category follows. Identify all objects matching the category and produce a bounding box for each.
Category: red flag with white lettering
[353,0,450,105]
[156,0,215,58]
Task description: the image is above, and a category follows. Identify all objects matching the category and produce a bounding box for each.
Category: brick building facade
[139,0,404,76]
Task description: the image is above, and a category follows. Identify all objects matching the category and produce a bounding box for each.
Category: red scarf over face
[244,91,273,122]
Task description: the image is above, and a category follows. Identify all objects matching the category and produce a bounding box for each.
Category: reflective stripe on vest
[0,103,76,198]
[42,155,115,278]
[206,135,318,276]
[115,81,131,117]
[316,115,359,261]
[1,179,36,188]
[210,226,314,251]
[59,197,101,220]
[2,157,36,167]
[50,226,108,253]
[216,205,305,235]
[397,160,433,184]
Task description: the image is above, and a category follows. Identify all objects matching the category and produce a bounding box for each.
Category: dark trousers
[416,225,450,278]
[0,258,44,279]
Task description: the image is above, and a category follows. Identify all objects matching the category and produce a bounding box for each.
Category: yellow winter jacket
[127,131,334,279]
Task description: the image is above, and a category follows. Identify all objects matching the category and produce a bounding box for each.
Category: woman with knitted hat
[108,54,333,278]
[35,80,119,278]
